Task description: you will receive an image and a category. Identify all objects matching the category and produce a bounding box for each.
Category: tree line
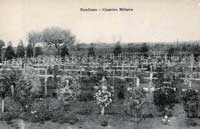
[0,27,76,62]
[1,26,200,61]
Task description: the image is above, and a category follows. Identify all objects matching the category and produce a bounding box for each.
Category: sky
[0,0,200,46]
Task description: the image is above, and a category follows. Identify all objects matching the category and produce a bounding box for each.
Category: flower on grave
[162,115,170,124]
[25,105,29,108]
[127,87,132,91]
[31,110,37,114]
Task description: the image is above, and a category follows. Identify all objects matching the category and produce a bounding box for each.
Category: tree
[0,40,5,62]
[27,31,43,57]
[113,41,122,57]
[60,44,69,58]
[0,40,5,48]
[42,27,75,55]
[35,46,43,57]
[167,46,176,56]
[16,40,25,58]
[5,41,15,60]
[88,43,95,57]
[140,43,149,57]
[75,43,81,51]
[26,43,34,57]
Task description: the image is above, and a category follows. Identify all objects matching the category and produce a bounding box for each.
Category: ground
[0,103,200,129]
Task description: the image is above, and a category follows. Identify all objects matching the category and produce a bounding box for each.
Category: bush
[153,87,176,116]
[153,68,177,117]
[186,119,198,127]
[22,98,65,122]
[101,120,108,127]
[182,89,200,118]
[124,86,147,118]
[28,100,52,122]
[0,97,22,122]
[78,91,94,101]
[0,112,19,122]
[4,97,22,113]
[55,113,79,124]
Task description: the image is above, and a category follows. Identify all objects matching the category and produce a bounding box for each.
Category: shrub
[4,97,22,112]
[182,89,200,118]
[153,85,176,116]
[28,100,52,122]
[153,67,177,117]
[124,86,147,121]
[22,98,76,123]
[58,113,79,124]
[0,112,19,122]
[101,120,108,127]
[78,91,94,101]
[0,97,22,122]
[57,76,80,102]
[186,119,198,127]
[14,95,75,123]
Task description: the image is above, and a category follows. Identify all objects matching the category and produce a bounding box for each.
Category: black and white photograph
[0,0,200,128]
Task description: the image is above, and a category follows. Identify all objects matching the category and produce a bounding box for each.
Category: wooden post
[44,77,48,96]
[1,99,4,113]
[141,62,143,69]
[189,80,192,88]
[19,119,25,129]
[149,72,153,92]
[101,106,105,115]
[122,62,124,78]
[136,77,140,87]
[11,85,14,97]
[150,65,153,72]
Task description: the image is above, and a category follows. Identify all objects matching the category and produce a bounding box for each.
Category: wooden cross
[144,71,157,92]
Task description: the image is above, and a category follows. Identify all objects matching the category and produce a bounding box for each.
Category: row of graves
[0,54,200,98]
[1,54,200,124]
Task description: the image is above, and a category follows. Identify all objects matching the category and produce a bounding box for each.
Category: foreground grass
[0,104,200,129]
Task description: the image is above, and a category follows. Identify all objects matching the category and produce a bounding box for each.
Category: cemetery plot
[1,54,200,129]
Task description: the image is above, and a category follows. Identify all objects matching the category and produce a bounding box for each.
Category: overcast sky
[0,0,200,45]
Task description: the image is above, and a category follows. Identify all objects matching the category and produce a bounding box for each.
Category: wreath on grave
[94,77,114,115]
[95,89,112,108]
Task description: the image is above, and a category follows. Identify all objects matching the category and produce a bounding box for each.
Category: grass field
[0,102,200,129]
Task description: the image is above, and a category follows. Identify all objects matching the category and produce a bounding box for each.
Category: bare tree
[42,27,75,55]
